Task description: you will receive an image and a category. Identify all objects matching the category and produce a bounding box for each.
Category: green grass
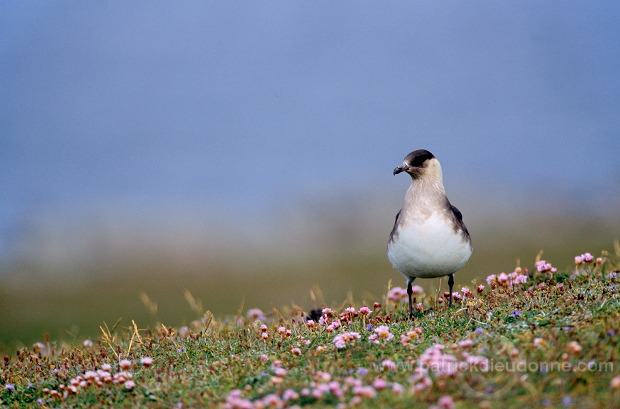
[1,251,619,408]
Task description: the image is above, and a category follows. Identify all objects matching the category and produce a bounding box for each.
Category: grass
[1,248,619,408]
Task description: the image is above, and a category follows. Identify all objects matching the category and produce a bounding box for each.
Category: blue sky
[1,1,619,260]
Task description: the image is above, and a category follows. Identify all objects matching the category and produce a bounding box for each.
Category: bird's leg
[448,273,454,308]
[407,278,415,318]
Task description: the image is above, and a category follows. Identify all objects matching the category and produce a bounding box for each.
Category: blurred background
[1,1,619,352]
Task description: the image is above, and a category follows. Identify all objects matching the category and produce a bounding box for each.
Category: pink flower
[391,382,404,395]
[124,380,136,390]
[359,306,372,315]
[387,287,408,302]
[352,385,377,398]
[119,359,132,370]
[438,395,456,409]
[369,325,394,344]
[372,378,387,390]
[273,367,287,377]
[477,284,485,293]
[535,260,557,273]
[140,357,153,368]
[381,359,397,371]
[333,332,360,349]
[400,327,423,345]
[611,376,620,389]
[457,339,473,349]
[486,274,496,285]
[261,394,282,407]
[291,347,302,356]
[282,389,299,401]
[321,307,333,316]
[246,308,266,321]
[582,253,593,262]
[497,273,509,285]
[567,341,582,355]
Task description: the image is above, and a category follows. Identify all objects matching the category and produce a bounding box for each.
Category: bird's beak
[393,165,409,175]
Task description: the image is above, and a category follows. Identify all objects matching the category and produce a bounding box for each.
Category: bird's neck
[403,176,447,214]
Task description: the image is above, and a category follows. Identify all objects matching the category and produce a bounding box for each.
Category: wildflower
[412,375,433,391]
[140,357,153,368]
[315,371,331,383]
[345,307,357,314]
[321,307,333,316]
[333,332,360,349]
[457,339,474,349]
[369,325,394,344]
[477,284,485,293]
[438,395,456,409]
[101,363,112,372]
[461,287,471,297]
[535,260,557,273]
[582,253,593,262]
[533,338,546,348]
[464,354,489,371]
[291,347,302,356]
[357,367,368,376]
[261,394,283,407]
[261,332,268,340]
[611,375,620,389]
[574,256,584,265]
[352,385,377,398]
[373,378,387,390]
[4,384,14,391]
[119,359,132,370]
[400,327,423,345]
[387,287,408,302]
[610,271,617,280]
[282,389,299,401]
[567,341,582,355]
[247,308,266,322]
[124,380,136,390]
[373,302,381,309]
[83,339,93,348]
[359,306,372,315]
[381,359,397,371]
[391,382,405,395]
[273,367,287,378]
[497,273,509,286]
[511,310,522,317]
[486,274,496,285]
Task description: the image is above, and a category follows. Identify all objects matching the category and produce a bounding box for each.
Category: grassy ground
[1,249,619,408]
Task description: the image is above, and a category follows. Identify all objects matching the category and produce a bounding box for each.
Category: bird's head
[393,149,441,180]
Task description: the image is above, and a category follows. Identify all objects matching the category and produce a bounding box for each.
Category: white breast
[387,210,472,279]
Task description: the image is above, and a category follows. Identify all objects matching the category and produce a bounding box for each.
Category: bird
[387,149,472,318]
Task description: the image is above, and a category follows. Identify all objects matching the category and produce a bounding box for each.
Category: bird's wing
[449,203,470,237]
[389,209,402,242]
